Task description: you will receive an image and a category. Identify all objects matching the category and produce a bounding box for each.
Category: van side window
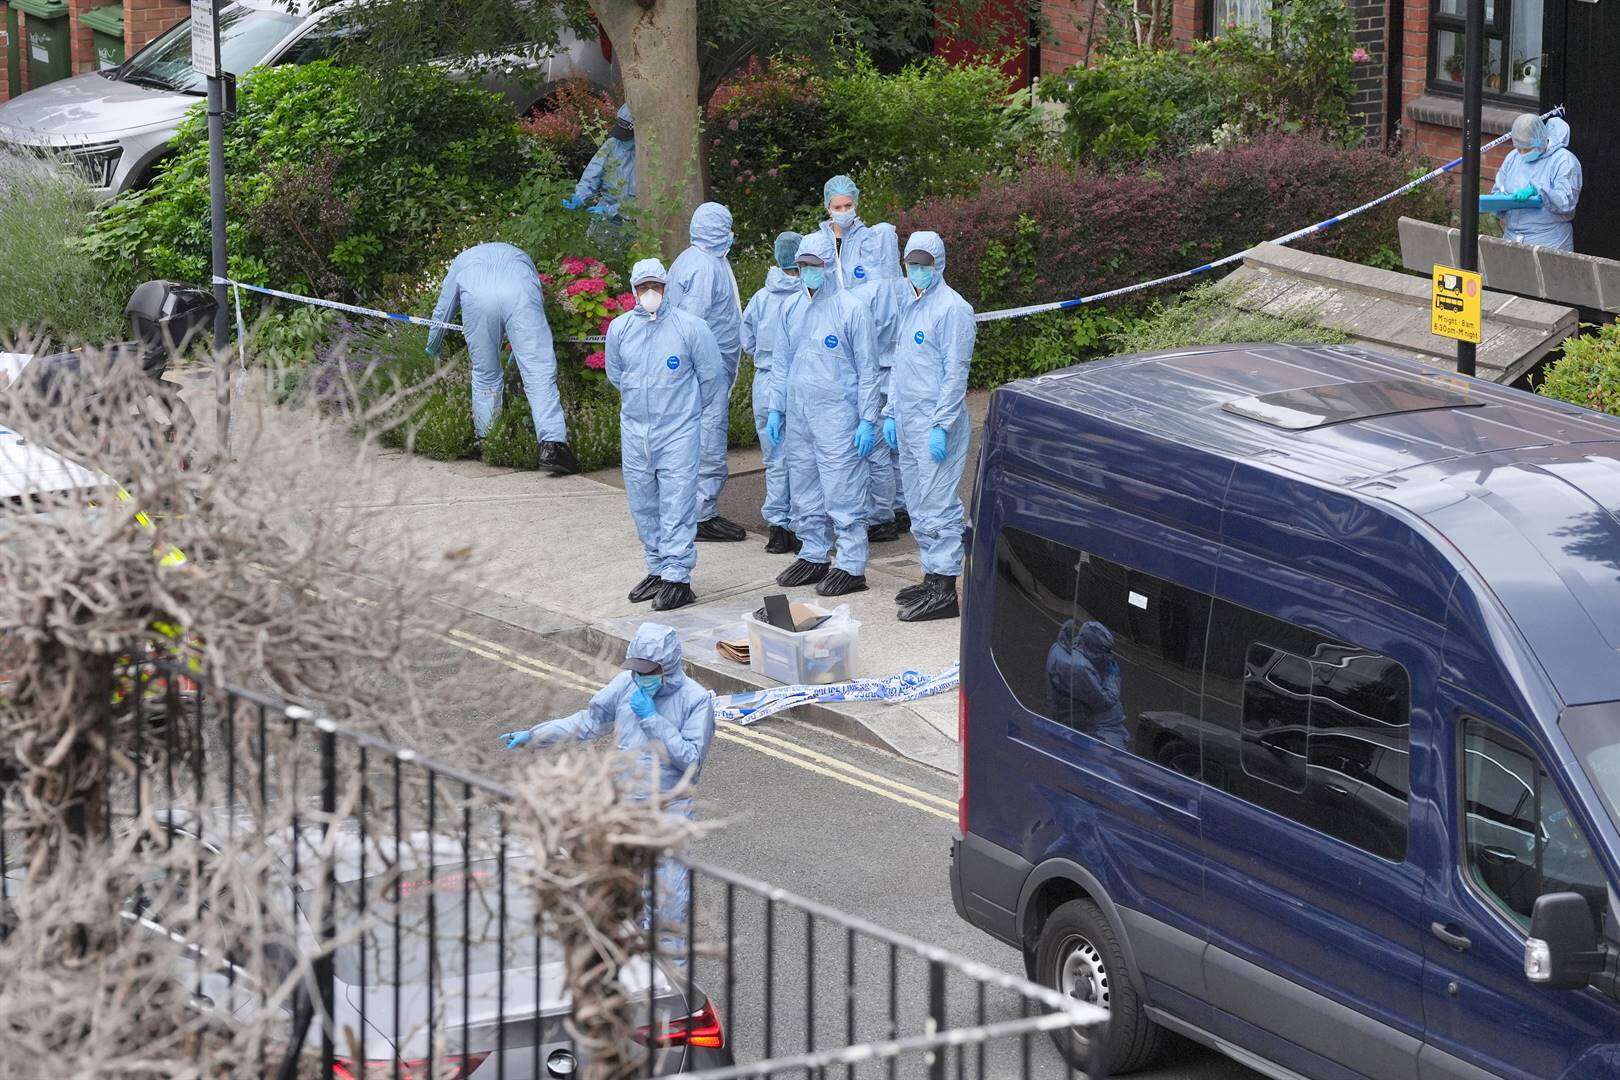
[1207,602,1412,861]
[1461,721,1608,931]
[991,527,1210,776]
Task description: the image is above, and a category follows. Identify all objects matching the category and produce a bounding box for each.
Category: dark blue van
[951,344,1620,1079]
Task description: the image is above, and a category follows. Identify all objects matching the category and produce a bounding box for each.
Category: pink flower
[598,316,613,334]
[767,168,778,177]
[584,350,606,370]
[561,256,588,276]
[728,118,739,131]
[579,277,606,295]
[539,272,554,285]
[617,291,636,310]
[1351,46,1371,63]
[730,159,739,168]
[602,296,620,313]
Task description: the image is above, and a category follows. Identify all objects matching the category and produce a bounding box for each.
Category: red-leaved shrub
[896,134,1448,313]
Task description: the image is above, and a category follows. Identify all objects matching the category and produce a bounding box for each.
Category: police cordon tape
[713,664,960,727]
[213,107,1566,340]
[211,277,607,344]
[971,104,1568,324]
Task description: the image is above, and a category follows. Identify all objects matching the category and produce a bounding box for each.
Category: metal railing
[0,659,1108,1079]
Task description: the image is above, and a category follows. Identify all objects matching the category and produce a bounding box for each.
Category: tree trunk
[591,0,704,258]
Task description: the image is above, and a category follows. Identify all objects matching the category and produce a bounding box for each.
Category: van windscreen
[1561,701,1620,843]
[1222,378,1487,430]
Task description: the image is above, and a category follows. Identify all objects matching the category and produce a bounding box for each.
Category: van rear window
[1222,378,1486,430]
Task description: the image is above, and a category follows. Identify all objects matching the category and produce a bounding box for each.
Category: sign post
[192,0,231,453]
[1455,0,1486,377]
[1431,265,1483,345]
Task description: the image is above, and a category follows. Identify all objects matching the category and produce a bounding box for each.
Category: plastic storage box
[745,604,860,686]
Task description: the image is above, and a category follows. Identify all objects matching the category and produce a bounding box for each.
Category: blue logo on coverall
[824,335,839,349]
[666,355,680,370]
[853,265,866,280]
[914,331,925,345]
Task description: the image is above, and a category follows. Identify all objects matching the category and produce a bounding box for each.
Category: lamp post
[1456,0,1485,377]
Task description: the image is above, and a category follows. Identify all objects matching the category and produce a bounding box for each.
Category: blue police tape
[211,276,608,344]
[972,105,1567,324]
[714,663,959,726]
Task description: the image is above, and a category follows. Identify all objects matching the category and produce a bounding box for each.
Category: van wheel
[1034,898,1168,1074]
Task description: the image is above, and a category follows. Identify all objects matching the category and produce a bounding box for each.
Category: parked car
[0,0,614,199]
[950,343,1620,1078]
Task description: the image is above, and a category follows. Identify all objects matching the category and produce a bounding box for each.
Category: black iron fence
[0,660,1107,1079]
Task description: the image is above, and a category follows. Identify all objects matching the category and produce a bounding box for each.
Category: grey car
[0,0,614,199]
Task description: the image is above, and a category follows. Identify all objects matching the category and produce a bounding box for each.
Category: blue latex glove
[882,417,897,449]
[929,426,948,463]
[501,729,532,750]
[854,419,876,456]
[588,204,611,216]
[766,410,784,447]
[629,687,657,719]
[561,195,583,210]
[1513,184,1538,202]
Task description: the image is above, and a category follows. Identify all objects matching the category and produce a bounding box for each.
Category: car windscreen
[304,861,543,987]
[118,4,301,94]
[1562,701,1620,847]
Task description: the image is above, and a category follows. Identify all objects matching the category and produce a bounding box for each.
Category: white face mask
[638,288,664,313]
[829,209,857,229]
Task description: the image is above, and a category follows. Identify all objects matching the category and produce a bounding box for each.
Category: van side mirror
[1525,893,1605,989]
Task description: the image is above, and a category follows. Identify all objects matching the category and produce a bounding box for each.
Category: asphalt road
[417,609,1259,1080]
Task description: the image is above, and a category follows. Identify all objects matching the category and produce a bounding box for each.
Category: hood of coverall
[1078,620,1115,660]
[763,266,800,294]
[625,623,686,695]
[689,202,734,256]
[1547,116,1571,153]
[795,232,837,295]
[616,102,633,127]
[904,231,948,280]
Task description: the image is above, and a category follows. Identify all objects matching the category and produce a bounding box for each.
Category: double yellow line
[441,627,957,824]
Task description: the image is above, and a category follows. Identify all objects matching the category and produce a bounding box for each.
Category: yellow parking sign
[1431,265,1482,344]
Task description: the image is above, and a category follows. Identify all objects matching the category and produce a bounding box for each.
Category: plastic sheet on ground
[714,664,959,726]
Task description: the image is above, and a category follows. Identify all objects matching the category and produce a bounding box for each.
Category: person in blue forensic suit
[816,174,896,299]
[765,232,880,597]
[665,202,747,543]
[740,231,804,556]
[858,222,907,545]
[1492,113,1582,251]
[885,230,975,621]
[604,259,724,613]
[500,622,714,961]
[1046,620,1127,750]
[563,103,637,252]
[426,242,578,476]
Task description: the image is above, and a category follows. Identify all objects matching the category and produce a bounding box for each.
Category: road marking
[723,725,956,811]
[444,629,603,693]
[713,729,955,822]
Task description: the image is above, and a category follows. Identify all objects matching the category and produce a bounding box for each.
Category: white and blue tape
[714,664,959,726]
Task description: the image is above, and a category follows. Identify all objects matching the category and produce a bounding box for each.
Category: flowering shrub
[705,57,830,245]
[520,80,618,177]
[898,135,1448,385]
[542,255,634,371]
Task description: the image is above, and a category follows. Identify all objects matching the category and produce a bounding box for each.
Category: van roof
[1012,344,1620,707]
[0,425,104,502]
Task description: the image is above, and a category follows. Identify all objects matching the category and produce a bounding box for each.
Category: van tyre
[1034,898,1168,1075]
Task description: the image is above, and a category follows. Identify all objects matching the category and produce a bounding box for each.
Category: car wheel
[1034,898,1167,1075]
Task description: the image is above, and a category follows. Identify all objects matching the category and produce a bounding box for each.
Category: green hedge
[1538,323,1620,417]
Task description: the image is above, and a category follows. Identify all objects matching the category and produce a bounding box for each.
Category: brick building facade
[2,0,184,102]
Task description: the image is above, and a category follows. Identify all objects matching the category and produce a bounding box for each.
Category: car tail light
[634,999,725,1049]
[334,1054,488,1080]
[958,686,969,835]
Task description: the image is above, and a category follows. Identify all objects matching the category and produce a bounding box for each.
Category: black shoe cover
[537,440,581,476]
[893,509,912,534]
[628,574,663,603]
[765,525,798,554]
[867,520,899,544]
[652,580,696,611]
[899,576,958,621]
[776,558,829,588]
[816,568,869,597]
[696,515,747,542]
[895,579,929,606]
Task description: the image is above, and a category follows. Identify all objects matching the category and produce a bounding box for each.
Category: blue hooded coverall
[855,223,904,528]
[665,203,743,524]
[1046,620,1126,749]
[519,622,715,955]
[1492,117,1582,251]
[606,260,724,585]
[428,242,564,443]
[741,265,802,529]
[771,232,880,575]
[572,103,638,218]
[889,231,975,577]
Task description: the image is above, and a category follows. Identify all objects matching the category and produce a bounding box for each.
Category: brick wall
[1041,0,1095,73]
[69,0,95,74]
[1349,0,1387,142]
[1397,0,1513,184]
[0,8,10,97]
[123,0,184,58]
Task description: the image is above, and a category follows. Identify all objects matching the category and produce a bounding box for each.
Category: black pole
[1456,0,1485,377]
[206,41,230,452]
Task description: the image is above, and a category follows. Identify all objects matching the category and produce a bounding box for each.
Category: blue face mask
[1523,145,1545,163]
[829,209,857,229]
[800,265,826,292]
[632,672,662,694]
[907,264,935,291]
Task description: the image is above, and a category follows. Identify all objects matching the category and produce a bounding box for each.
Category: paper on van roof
[0,425,106,501]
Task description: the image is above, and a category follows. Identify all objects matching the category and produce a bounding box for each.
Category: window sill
[1407,92,1529,135]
